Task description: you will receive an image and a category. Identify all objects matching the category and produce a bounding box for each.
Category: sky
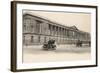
[23,10,91,33]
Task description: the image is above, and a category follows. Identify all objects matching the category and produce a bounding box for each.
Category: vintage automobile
[42,39,56,50]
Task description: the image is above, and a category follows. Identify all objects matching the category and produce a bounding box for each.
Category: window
[49,24,51,30]
[24,18,31,32]
[36,20,42,33]
[23,35,25,43]
[67,30,69,37]
[31,36,34,43]
[24,25,26,31]
[44,37,46,43]
[38,36,40,43]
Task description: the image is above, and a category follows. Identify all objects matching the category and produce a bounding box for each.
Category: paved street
[23,44,91,63]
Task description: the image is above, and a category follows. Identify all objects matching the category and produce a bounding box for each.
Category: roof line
[23,13,89,34]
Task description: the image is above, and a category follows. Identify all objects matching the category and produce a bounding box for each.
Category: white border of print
[16,3,96,69]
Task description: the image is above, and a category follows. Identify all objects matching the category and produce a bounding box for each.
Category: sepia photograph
[22,10,91,63]
[11,1,97,72]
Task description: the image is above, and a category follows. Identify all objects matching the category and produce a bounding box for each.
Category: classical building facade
[23,13,90,45]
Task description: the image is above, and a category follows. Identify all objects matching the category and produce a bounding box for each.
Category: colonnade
[23,14,90,45]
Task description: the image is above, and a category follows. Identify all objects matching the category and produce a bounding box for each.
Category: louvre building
[23,13,90,45]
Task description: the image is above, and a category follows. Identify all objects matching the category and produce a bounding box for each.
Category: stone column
[49,24,51,35]
[51,25,53,36]
[58,27,60,36]
[53,26,56,36]
[56,26,58,36]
